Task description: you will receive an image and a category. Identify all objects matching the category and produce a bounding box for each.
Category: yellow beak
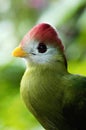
[12,46,27,57]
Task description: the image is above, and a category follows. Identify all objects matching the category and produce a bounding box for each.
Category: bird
[12,23,86,130]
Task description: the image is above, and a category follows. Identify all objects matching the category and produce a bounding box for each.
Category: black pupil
[37,43,47,53]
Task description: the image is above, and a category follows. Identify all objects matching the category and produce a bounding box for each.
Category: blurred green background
[0,0,86,130]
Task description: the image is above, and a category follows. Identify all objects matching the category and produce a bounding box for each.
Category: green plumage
[20,62,86,130]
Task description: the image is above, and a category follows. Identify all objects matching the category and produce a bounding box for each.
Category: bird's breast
[20,67,64,114]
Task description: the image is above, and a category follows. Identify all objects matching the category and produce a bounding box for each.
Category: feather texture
[21,23,64,51]
[20,62,86,130]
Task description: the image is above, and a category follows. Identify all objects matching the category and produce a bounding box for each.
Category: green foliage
[0,0,86,129]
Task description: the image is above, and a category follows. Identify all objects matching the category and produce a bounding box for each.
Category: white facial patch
[23,40,58,64]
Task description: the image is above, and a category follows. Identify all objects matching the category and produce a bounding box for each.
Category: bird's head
[12,23,67,67]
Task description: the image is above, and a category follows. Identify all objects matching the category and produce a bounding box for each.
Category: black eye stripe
[37,43,47,53]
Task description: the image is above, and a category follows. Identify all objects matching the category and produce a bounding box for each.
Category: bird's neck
[27,60,68,75]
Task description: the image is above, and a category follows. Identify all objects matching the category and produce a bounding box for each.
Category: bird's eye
[37,43,47,53]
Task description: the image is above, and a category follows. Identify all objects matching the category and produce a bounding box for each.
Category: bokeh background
[0,0,86,130]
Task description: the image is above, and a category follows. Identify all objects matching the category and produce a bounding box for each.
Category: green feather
[20,61,86,130]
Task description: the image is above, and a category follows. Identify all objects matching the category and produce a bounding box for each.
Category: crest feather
[21,23,64,52]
